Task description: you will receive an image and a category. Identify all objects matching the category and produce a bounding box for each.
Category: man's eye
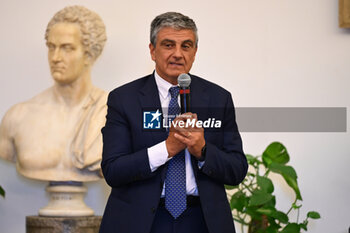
[63,46,73,51]
[182,44,192,49]
[47,44,55,50]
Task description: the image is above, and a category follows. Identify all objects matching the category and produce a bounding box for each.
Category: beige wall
[0,0,349,232]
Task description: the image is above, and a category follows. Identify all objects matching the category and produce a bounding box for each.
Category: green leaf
[307,211,321,219]
[246,154,257,163]
[262,142,289,166]
[256,207,288,224]
[280,223,300,233]
[266,224,280,233]
[247,172,256,178]
[267,218,281,230]
[283,175,302,200]
[292,203,302,209]
[257,176,274,193]
[264,196,276,208]
[266,228,278,233]
[0,185,5,198]
[269,163,297,179]
[249,191,274,206]
[299,221,308,231]
[272,211,289,224]
[245,206,264,220]
[269,163,302,200]
[246,154,262,166]
[230,191,248,211]
[225,184,237,190]
[255,207,274,216]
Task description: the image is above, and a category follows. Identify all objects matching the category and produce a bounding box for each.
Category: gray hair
[150,12,198,47]
[45,5,107,61]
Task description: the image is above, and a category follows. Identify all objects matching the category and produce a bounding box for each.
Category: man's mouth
[169,62,184,67]
[52,66,65,72]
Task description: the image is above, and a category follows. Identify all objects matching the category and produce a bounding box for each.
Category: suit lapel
[188,75,210,179]
[138,73,167,139]
[189,75,210,121]
[138,73,162,109]
[138,73,168,181]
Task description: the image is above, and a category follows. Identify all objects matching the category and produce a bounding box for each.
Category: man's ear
[84,52,93,66]
[149,43,156,62]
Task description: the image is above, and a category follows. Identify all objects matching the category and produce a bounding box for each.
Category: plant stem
[286,198,297,215]
[242,183,254,194]
[286,206,293,216]
[297,207,300,223]
[233,215,248,225]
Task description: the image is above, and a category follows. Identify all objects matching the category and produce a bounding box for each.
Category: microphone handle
[180,88,191,114]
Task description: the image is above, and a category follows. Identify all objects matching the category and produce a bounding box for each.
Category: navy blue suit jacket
[99,73,248,233]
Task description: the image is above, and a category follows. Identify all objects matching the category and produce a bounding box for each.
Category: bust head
[45,5,107,63]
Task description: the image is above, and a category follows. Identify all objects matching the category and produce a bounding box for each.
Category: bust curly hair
[45,5,107,62]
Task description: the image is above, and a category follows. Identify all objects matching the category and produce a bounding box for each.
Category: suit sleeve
[200,93,248,186]
[101,91,155,188]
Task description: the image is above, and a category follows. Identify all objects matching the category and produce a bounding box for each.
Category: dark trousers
[150,204,209,233]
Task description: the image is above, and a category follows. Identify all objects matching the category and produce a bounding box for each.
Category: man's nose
[173,46,183,59]
[51,48,62,62]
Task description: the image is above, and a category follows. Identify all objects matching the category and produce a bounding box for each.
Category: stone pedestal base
[39,183,94,217]
[26,216,102,233]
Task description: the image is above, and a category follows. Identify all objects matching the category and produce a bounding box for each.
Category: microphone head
[178,73,191,88]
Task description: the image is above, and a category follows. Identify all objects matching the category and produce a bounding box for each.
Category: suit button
[151,207,156,213]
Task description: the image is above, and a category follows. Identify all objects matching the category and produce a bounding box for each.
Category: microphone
[178,73,191,114]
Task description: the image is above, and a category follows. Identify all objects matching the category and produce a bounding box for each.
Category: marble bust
[0,6,108,182]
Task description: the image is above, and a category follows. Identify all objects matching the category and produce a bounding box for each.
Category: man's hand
[173,113,206,160]
[165,130,186,158]
[165,116,188,158]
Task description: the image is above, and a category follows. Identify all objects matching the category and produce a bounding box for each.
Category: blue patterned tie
[165,86,186,219]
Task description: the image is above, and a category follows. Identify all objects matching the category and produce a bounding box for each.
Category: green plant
[226,142,320,233]
[0,185,5,198]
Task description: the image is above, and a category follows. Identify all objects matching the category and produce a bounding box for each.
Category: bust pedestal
[26,216,102,233]
[39,182,94,217]
[26,182,101,232]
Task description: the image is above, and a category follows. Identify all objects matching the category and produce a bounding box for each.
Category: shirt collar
[154,70,177,100]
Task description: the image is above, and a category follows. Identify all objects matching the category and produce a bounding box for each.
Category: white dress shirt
[147,71,199,196]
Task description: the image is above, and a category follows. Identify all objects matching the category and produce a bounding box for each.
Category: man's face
[47,23,88,85]
[149,27,197,84]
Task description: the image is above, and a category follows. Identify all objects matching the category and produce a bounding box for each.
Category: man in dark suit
[99,12,248,233]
